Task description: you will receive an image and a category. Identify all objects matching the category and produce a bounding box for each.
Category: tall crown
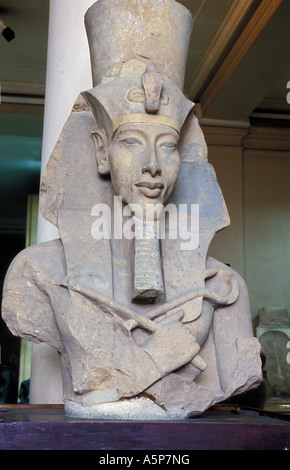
[85,0,193,89]
[84,0,194,139]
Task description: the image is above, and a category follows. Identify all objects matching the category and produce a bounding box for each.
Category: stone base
[64,397,188,420]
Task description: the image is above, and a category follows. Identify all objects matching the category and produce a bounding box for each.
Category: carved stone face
[96,122,181,217]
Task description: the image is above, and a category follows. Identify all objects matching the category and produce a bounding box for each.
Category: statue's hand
[144,310,200,377]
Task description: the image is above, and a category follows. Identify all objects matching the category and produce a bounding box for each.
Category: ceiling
[0,0,290,234]
[1,0,290,119]
[182,0,290,122]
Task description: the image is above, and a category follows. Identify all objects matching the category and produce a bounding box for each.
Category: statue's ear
[91,131,110,175]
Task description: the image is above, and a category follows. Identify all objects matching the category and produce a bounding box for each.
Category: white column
[30,0,96,404]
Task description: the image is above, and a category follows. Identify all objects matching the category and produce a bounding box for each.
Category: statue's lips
[135,182,164,190]
[135,181,164,199]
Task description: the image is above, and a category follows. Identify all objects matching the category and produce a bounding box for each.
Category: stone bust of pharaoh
[1,0,262,419]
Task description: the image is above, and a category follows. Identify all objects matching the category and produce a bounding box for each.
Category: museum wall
[205,122,290,322]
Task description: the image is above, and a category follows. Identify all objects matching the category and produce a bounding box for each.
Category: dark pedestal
[0,404,289,450]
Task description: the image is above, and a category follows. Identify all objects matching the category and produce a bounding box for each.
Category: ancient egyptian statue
[2,0,262,419]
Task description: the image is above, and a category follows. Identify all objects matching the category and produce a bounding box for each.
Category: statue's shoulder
[21,237,63,255]
[2,238,64,349]
[4,238,65,282]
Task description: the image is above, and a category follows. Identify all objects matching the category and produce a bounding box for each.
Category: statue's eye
[160,140,177,149]
[120,137,142,146]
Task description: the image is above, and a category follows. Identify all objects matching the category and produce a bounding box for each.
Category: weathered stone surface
[1,0,262,419]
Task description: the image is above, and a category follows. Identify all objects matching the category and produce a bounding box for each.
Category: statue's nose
[142,149,162,176]
[142,163,162,177]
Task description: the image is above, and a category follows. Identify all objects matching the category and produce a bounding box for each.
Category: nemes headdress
[83,0,194,140]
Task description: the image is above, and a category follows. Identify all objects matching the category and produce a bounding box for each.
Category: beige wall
[203,123,290,322]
